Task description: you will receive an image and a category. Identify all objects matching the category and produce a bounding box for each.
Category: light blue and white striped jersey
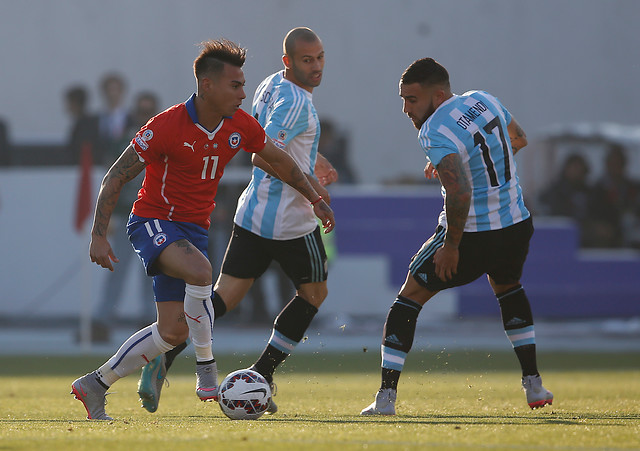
[234,71,320,240]
[419,90,529,232]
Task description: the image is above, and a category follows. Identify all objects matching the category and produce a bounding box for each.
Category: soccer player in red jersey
[137,27,338,415]
[70,39,334,420]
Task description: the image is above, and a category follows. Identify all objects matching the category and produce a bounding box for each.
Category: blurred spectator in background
[96,72,132,167]
[538,153,597,247]
[64,85,99,165]
[0,117,8,212]
[0,117,12,166]
[318,117,356,183]
[130,91,159,132]
[87,91,159,342]
[587,144,640,249]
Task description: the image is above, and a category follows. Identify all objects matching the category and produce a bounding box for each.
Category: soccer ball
[218,369,272,420]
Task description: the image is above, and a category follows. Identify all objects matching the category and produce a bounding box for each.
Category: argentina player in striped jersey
[361,58,552,416]
[218,27,335,415]
[137,27,338,415]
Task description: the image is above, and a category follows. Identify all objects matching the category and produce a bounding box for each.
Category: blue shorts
[127,214,210,302]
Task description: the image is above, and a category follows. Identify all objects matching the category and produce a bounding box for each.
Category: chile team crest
[153,233,167,247]
[229,132,241,148]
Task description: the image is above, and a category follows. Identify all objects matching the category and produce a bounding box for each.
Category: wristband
[310,196,323,205]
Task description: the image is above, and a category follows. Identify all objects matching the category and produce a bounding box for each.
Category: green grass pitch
[1,350,639,450]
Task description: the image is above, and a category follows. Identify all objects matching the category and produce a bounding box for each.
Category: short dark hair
[65,85,88,108]
[283,27,319,57]
[100,72,126,93]
[401,58,450,88]
[193,39,247,80]
[135,91,158,106]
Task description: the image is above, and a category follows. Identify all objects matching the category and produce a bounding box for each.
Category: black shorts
[409,217,533,292]
[221,223,328,288]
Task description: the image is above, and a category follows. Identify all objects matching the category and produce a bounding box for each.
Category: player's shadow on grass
[165,411,640,426]
[28,412,637,425]
[258,412,640,426]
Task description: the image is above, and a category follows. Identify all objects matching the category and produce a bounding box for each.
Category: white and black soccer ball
[218,369,272,420]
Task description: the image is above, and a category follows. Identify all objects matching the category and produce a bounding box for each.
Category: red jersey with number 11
[130,94,266,229]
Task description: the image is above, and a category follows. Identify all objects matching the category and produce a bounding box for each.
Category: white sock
[184,283,214,362]
[97,323,174,386]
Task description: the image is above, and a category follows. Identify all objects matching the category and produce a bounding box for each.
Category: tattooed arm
[89,145,146,271]
[253,139,335,233]
[507,117,528,155]
[433,152,471,281]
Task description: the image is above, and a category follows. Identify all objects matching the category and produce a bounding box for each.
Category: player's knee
[298,283,328,308]
[398,279,435,305]
[184,263,213,286]
[160,330,189,346]
[215,275,254,311]
[156,323,189,346]
[316,284,329,303]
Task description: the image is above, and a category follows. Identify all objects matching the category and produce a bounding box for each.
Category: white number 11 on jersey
[201,155,219,180]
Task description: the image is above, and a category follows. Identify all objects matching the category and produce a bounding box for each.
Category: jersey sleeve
[240,111,267,154]
[131,115,165,164]
[419,128,458,167]
[497,96,512,124]
[479,90,512,124]
[263,95,308,150]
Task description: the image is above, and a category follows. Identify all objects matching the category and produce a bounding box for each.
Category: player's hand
[315,154,338,186]
[313,200,335,234]
[89,234,119,271]
[314,182,331,206]
[433,243,458,281]
[424,162,438,180]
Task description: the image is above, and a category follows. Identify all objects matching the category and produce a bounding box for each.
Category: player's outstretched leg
[522,374,553,409]
[70,372,113,421]
[251,296,319,414]
[360,295,422,416]
[71,323,174,420]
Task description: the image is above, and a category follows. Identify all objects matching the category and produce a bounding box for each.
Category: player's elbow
[518,135,528,150]
[101,170,125,192]
[455,183,472,207]
[447,186,471,209]
[459,189,472,208]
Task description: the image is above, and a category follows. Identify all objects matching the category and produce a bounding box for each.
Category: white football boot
[522,374,553,409]
[360,388,397,415]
